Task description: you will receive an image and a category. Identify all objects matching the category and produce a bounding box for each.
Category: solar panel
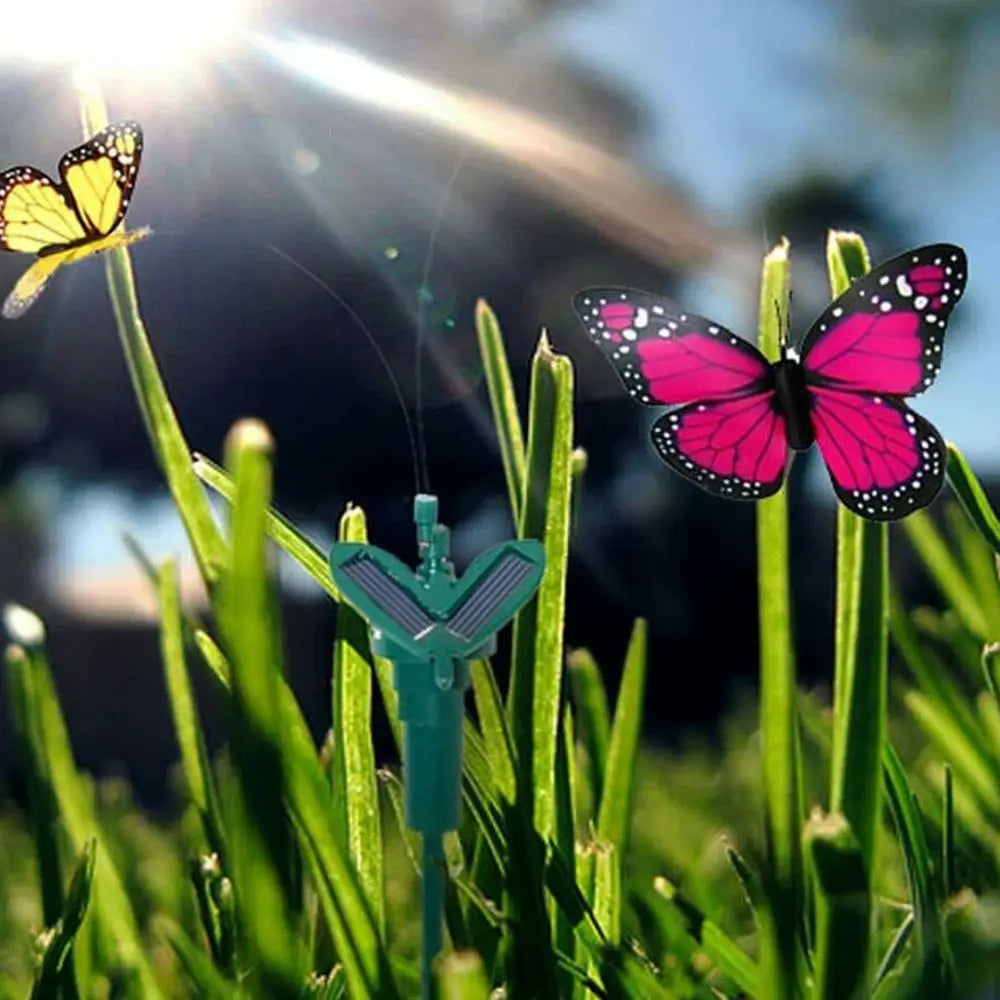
[337,552,435,637]
[447,552,536,640]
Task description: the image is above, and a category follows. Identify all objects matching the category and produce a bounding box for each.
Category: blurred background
[0,0,996,806]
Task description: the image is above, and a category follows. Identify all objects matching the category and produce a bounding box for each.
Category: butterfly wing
[1,225,152,320]
[801,244,967,396]
[650,390,789,500]
[810,385,945,520]
[58,121,143,238]
[0,166,88,253]
[573,288,771,405]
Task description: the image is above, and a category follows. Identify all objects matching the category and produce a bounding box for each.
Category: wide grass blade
[503,331,573,998]
[825,230,886,990]
[476,298,527,525]
[754,236,803,995]
[218,419,302,997]
[508,331,575,839]
[156,558,226,858]
[78,83,227,587]
[165,923,241,1000]
[331,505,385,937]
[469,659,516,802]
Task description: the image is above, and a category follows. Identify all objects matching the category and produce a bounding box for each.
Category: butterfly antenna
[265,244,423,498]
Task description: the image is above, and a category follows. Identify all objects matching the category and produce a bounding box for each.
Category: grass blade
[946,443,1000,554]
[754,236,803,996]
[4,637,165,997]
[596,619,647,854]
[508,331,575,840]
[157,558,226,858]
[30,837,95,1000]
[469,659,516,802]
[78,83,227,587]
[476,298,527,525]
[331,505,385,937]
[804,811,868,1000]
[826,229,886,992]
[567,648,611,815]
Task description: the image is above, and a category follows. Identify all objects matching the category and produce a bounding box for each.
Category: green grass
[5,145,1000,1000]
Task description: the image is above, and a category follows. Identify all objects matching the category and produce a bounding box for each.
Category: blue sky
[548,0,1000,468]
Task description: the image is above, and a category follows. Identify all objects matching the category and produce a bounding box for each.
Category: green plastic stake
[329,494,545,999]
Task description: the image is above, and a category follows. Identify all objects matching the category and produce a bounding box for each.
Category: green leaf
[476,298,527,525]
[754,236,803,997]
[567,648,610,813]
[596,619,646,855]
[330,504,385,937]
[5,638,165,997]
[651,875,760,996]
[508,331,574,840]
[156,558,227,858]
[164,923,240,1000]
[30,837,95,1000]
[945,443,1000,555]
[826,229,887,994]
[469,659,516,803]
[218,419,302,997]
[804,811,869,1000]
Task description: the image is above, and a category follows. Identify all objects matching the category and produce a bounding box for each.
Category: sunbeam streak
[255,31,753,279]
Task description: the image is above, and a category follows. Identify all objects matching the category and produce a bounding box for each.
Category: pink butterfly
[573,244,967,521]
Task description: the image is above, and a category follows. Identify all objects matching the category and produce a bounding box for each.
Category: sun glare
[0,0,250,73]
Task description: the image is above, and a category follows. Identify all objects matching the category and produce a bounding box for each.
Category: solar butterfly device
[329,496,544,998]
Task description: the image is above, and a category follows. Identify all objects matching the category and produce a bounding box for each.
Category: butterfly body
[574,244,967,521]
[0,121,146,318]
[770,355,815,451]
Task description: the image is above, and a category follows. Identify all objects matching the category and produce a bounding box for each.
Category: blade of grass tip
[503,331,573,999]
[193,453,339,601]
[755,236,803,996]
[946,443,1000,555]
[157,558,227,859]
[567,648,611,817]
[77,80,227,587]
[570,446,587,537]
[435,951,492,1000]
[30,837,95,1000]
[803,811,869,1000]
[826,231,888,991]
[475,298,527,525]
[331,504,385,938]
[596,619,647,857]
[4,608,64,925]
[4,634,166,998]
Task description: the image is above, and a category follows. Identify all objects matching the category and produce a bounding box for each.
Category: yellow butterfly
[0,121,150,319]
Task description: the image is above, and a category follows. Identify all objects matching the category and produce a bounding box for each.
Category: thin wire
[266,243,423,498]
[412,46,529,499]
